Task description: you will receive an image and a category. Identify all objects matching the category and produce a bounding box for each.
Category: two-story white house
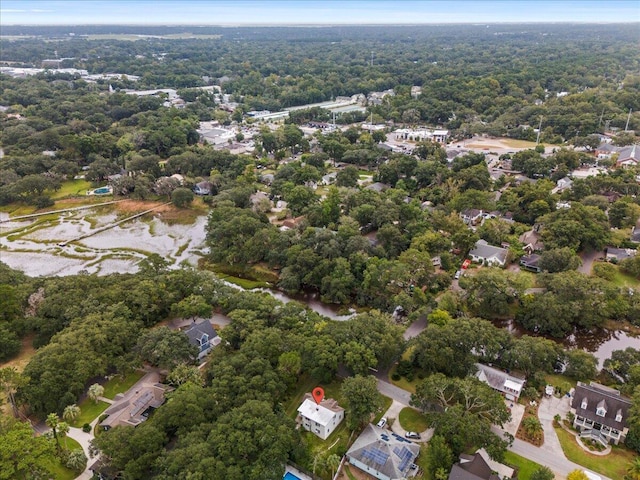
[297,393,344,440]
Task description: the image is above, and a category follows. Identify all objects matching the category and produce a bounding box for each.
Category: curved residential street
[374,373,612,480]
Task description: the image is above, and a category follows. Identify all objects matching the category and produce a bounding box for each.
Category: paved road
[578,249,602,275]
[403,316,426,340]
[374,376,611,480]
[376,379,412,405]
[507,436,610,480]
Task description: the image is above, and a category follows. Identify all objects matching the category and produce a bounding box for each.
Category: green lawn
[284,375,321,418]
[609,267,640,288]
[554,427,635,479]
[51,179,92,199]
[43,437,84,480]
[375,395,393,425]
[398,407,430,432]
[544,373,577,396]
[415,443,432,479]
[71,399,110,427]
[102,370,145,399]
[503,451,544,480]
[388,364,421,393]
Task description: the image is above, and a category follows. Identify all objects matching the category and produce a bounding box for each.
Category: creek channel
[1,208,637,363]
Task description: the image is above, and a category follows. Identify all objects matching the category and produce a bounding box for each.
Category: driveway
[578,249,602,275]
[404,316,426,340]
[383,400,433,443]
[492,393,609,480]
[502,401,525,437]
[374,377,610,480]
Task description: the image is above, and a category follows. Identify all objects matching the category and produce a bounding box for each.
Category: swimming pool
[93,186,112,194]
[283,472,302,480]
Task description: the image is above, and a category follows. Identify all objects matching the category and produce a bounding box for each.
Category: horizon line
[3,21,640,27]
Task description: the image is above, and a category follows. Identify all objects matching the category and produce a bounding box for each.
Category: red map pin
[312,387,324,404]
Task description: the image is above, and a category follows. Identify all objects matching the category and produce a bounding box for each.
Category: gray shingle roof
[184,320,217,346]
[469,240,509,265]
[571,382,631,431]
[347,424,420,479]
[448,453,501,480]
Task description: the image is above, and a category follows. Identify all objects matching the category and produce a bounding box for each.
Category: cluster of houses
[90,317,633,480]
[595,143,640,168]
[98,320,220,432]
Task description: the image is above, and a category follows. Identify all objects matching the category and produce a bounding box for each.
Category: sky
[0,0,639,26]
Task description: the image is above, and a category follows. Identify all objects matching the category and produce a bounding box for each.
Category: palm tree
[88,383,104,404]
[312,453,325,476]
[522,416,543,440]
[326,454,341,479]
[625,457,640,480]
[63,404,81,425]
[46,413,70,451]
[66,449,88,472]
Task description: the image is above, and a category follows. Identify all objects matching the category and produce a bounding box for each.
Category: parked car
[376,417,387,428]
[454,270,461,279]
[405,431,421,439]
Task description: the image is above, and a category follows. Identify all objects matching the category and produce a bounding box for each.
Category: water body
[0,209,207,276]
[492,318,640,367]
[2,207,638,351]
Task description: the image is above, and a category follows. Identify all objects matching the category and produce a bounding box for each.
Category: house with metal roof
[570,382,632,445]
[297,393,344,440]
[475,363,526,401]
[346,424,420,480]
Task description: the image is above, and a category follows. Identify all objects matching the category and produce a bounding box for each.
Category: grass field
[503,451,545,480]
[43,437,84,480]
[398,407,429,432]
[102,370,145,399]
[609,267,640,288]
[555,426,635,479]
[51,179,92,199]
[71,399,110,427]
[543,373,577,396]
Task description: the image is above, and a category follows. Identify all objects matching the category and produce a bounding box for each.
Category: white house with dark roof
[297,393,344,440]
[460,209,483,226]
[184,320,221,361]
[571,382,632,445]
[616,144,640,169]
[346,424,420,480]
[475,363,525,401]
[468,240,509,267]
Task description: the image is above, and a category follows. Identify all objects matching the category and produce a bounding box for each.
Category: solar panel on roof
[362,448,389,466]
[393,446,414,471]
[130,391,153,417]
